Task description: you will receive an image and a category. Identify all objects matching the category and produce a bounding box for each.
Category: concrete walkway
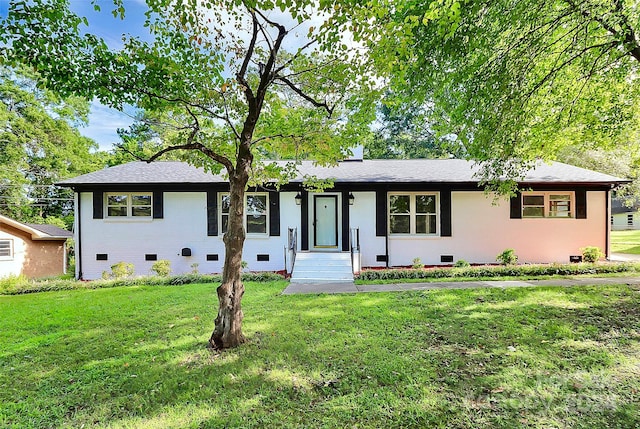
[611,252,640,262]
[281,276,640,295]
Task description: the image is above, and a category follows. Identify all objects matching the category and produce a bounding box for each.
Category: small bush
[454,260,470,268]
[497,249,518,265]
[190,263,200,274]
[581,246,604,263]
[412,257,423,269]
[0,275,29,295]
[151,259,172,277]
[110,262,134,279]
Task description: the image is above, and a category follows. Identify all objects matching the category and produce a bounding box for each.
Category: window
[0,240,13,259]
[389,193,438,235]
[106,193,152,218]
[221,193,268,235]
[522,192,573,218]
[628,214,634,226]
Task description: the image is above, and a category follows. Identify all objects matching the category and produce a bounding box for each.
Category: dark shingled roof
[58,159,627,186]
[26,224,73,238]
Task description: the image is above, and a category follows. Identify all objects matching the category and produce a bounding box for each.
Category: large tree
[345,0,640,183]
[0,65,103,227]
[2,0,373,348]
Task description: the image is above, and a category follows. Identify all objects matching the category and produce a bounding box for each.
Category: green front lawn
[1,281,639,428]
[611,229,640,254]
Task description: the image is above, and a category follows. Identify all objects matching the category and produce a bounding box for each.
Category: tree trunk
[209,166,249,349]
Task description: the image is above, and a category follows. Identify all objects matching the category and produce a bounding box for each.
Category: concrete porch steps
[290,252,354,283]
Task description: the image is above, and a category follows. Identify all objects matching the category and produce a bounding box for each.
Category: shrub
[454,259,470,268]
[110,262,134,279]
[151,259,172,276]
[356,262,640,282]
[412,257,423,269]
[0,275,29,295]
[581,246,604,263]
[190,263,200,274]
[497,249,518,265]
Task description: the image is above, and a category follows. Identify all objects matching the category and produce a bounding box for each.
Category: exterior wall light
[295,192,302,205]
[348,193,355,205]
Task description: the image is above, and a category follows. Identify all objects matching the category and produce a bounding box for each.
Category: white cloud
[81,101,137,151]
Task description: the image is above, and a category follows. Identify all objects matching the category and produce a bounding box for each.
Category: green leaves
[0,66,102,223]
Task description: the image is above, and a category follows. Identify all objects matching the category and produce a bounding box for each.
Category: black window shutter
[269,191,280,236]
[153,191,164,219]
[207,191,218,236]
[510,192,522,219]
[301,191,309,251]
[93,191,104,219]
[575,190,587,219]
[376,190,387,236]
[440,190,452,237]
[341,191,350,251]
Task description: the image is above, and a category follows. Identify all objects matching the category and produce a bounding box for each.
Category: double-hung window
[389,193,438,235]
[0,239,13,259]
[221,193,268,235]
[522,192,573,218]
[106,193,152,218]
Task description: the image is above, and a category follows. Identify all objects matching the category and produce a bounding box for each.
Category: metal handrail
[287,227,297,274]
[350,227,361,275]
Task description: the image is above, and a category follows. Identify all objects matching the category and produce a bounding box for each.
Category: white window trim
[521,191,574,218]
[388,192,439,236]
[105,192,153,219]
[0,239,13,260]
[220,192,269,236]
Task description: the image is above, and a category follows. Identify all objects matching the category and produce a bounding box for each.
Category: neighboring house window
[522,192,573,218]
[220,193,268,235]
[0,239,13,259]
[628,214,634,226]
[106,193,152,218]
[389,193,438,235]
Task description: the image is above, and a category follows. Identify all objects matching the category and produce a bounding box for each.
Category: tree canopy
[346,0,640,184]
[0,65,104,227]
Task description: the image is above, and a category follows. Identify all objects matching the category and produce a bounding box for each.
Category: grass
[611,229,640,254]
[1,281,639,428]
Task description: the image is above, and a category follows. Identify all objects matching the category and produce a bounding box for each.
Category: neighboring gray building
[611,197,640,230]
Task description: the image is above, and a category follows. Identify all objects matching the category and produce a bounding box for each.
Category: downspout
[75,190,82,280]
[606,188,610,259]
[385,188,389,268]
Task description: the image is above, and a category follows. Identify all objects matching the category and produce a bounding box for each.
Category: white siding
[612,212,640,230]
[78,189,610,279]
[349,192,386,267]
[388,191,607,266]
[0,231,25,278]
[79,191,293,280]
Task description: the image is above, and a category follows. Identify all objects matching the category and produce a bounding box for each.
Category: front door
[314,195,338,248]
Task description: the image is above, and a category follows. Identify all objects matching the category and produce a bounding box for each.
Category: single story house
[58,159,625,280]
[0,214,72,279]
[611,197,640,230]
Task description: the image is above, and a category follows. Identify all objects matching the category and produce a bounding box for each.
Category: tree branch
[236,8,259,105]
[274,75,334,117]
[251,133,303,145]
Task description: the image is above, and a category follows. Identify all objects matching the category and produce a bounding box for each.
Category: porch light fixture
[348,193,355,205]
[295,192,302,205]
